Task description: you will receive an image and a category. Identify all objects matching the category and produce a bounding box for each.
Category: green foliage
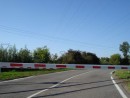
[0,44,100,64]
[0,45,18,62]
[115,70,130,79]
[115,70,130,92]
[58,49,100,64]
[109,54,121,65]
[100,57,109,65]
[121,58,129,65]
[84,52,100,64]
[0,45,51,63]
[17,46,33,63]
[33,46,51,63]
[50,53,58,63]
[120,41,130,59]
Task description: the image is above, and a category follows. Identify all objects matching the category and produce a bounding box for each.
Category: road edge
[111,71,128,98]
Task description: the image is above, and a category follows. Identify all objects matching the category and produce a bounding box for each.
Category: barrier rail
[0,62,130,70]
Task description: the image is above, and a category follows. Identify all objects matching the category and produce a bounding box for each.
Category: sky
[0,0,130,57]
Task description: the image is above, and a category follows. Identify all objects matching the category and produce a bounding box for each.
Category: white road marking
[111,71,127,98]
[27,70,93,98]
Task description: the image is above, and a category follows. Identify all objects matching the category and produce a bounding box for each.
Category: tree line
[0,45,100,64]
[0,41,130,65]
[100,41,130,65]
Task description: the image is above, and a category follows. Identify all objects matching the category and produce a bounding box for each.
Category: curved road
[0,70,128,98]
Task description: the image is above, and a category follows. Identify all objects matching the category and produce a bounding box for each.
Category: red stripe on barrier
[108,66,115,69]
[56,65,66,68]
[76,65,85,68]
[34,64,46,68]
[10,63,23,67]
[121,67,128,69]
[93,66,101,69]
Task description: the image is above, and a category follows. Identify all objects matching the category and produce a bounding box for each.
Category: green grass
[114,70,130,92]
[114,70,130,79]
[0,69,70,81]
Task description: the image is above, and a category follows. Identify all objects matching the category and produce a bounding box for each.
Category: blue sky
[0,0,130,57]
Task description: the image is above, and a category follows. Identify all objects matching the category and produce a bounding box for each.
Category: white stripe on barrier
[0,62,130,70]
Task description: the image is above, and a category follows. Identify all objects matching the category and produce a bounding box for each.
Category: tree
[109,54,121,65]
[58,49,100,64]
[83,52,100,64]
[120,41,130,59]
[50,53,58,63]
[0,45,8,62]
[100,57,109,65]
[17,46,33,63]
[7,45,18,62]
[33,46,51,63]
[58,49,84,64]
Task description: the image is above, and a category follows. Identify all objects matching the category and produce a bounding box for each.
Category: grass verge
[114,70,130,92]
[0,68,71,81]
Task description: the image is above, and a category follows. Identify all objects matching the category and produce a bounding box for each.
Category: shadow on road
[33,83,120,98]
[0,79,124,96]
[0,82,61,86]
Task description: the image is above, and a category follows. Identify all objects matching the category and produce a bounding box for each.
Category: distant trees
[109,54,121,65]
[0,45,51,63]
[100,41,130,65]
[58,49,84,64]
[50,53,58,63]
[120,41,130,65]
[1,41,129,65]
[120,42,130,59]
[17,46,33,63]
[33,46,51,63]
[58,49,100,64]
[84,52,100,64]
[0,45,100,64]
[0,45,17,62]
[100,57,109,65]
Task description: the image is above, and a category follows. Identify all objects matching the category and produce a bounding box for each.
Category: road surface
[0,70,128,98]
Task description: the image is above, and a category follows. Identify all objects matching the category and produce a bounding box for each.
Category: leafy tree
[81,51,88,64]
[0,45,8,62]
[121,58,129,65]
[0,45,18,62]
[100,57,109,65]
[7,45,18,62]
[120,41,130,59]
[17,46,33,62]
[109,54,121,65]
[33,46,51,63]
[58,49,100,64]
[50,53,58,63]
[8,45,18,62]
[84,52,100,64]
[59,49,84,64]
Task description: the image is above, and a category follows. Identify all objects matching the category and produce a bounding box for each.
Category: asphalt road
[0,70,127,98]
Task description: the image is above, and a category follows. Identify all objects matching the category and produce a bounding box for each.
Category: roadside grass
[114,70,130,92]
[0,68,70,81]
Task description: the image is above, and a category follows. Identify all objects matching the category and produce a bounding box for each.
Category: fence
[0,62,130,70]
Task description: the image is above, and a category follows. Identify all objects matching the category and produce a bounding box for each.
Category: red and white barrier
[0,62,130,70]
